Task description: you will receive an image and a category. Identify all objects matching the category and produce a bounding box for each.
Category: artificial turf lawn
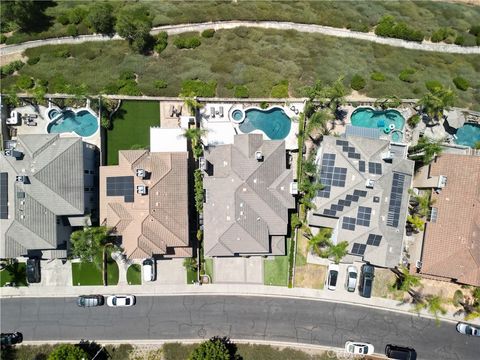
[0,263,27,287]
[264,240,290,287]
[126,264,142,285]
[107,100,160,165]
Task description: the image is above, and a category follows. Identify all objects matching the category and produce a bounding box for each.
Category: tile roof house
[415,154,480,286]
[308,135,414,268]
[1,134,94,259]
[203,134,296,257]
[99,149,191,259]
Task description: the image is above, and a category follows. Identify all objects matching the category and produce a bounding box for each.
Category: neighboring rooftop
[99,149,191,259]
[203,134,296,257]
[308,135,414,267]
[0,134,85,258]
[418,154,480,286]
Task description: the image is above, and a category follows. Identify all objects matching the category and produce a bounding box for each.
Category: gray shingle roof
[0,134,85,258]
[204,134,295,257]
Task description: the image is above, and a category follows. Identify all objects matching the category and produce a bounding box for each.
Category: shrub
[55,49,71,58]
[234,85,249,98]
[260,101,269,109]
[0,60,24,78]
[86,2,115,34]
[201,29,215,38]
[453,76,469,91]
[430,28,452,43]
[154,80,168,89]
[0,34,6,44]
[174,36,201,49]
[119,70,136,81]
[154,31,168,53]
[350,74,366,90]
[68,7,88,25]
[399,68,416,83]
[425,80,443,92]
[67,24,78,37]
[454,35,465,45]
[374,15,424,42]
[271,80,289,98]
[16,75,34,90]
[118,81,141,96]
[371,72,385,82]
[407,114,421,128]
[57,13,70,25]
[27,56,40,65]
[181,79,216,97]
[469,25,480,36]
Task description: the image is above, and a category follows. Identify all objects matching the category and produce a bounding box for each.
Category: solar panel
[317,154,347,198]
[323,209,337,217]
[353,190,367,197]
[356,206,372,226]
[336,140,348,147]
[367,234,382,246]
[359,160,365,172]
[106,176,135,203]
[368,162,382,175]
[0,172,8,219]
[342,217,356,231]
[351,243,366,256]
[387,173,405,227]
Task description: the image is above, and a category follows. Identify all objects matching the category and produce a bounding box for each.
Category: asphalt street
[1,296,478,359]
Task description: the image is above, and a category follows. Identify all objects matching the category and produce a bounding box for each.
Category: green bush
[425,80,443,92]
[454,35,465,45]
[57,13,70,25]
[27,56,40,65]
[430,28,453,43]
[68,7,88,25]
[234,85,249,98]
[375,15,424,42]
[0,34,6,44]
[260,101,269,109]
[55,49,71,58]
[118,81,141,96]
[154,31,168,53]
[86,3,115,34]
[48,344,88,360]
[120,70,136,81]
[271,80,289,98]
[399,68,416,83]
[16,75,35,90]
[453,76,469,91]
[174,36,201,49]
[67,24,78,37]
[371,72,385,82]
[154,80,168,89]
[181,79,216,97]
[407,114,421,128]
[0,60,24,78]
[469,25,480,36]
[350,74,366,90]
[201,29,215,38]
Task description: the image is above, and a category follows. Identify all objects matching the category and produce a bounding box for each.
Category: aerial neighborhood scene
[1,0,480,359]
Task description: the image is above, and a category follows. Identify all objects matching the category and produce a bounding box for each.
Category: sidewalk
[1,282,478,325]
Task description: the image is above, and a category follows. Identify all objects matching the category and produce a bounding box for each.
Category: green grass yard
[126,264,142,285]
[264,239,290,286]
[0,263,27,287]
[107,100,160,165]
[106,247,119,285]
[203,258,214,282]
[186,267,197,284]
[71,247,119,286]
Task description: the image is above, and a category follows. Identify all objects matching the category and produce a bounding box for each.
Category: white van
[142,258,156,282]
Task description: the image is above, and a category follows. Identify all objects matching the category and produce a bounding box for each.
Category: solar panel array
[387,173,405,227]
[351,243,366,256]
[317,153,347,199]
[322,189,368,217]
[106,176,134,203]
[336,139,361,159]
[0,173,8,219]
[359,160,366,172]
[356,206,372,226]
[342,216,356,231]
[368,162,382,175]
[367,234,382,246]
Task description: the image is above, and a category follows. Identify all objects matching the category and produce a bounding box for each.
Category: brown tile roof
[100,150,190,259]
[420,154,480,286]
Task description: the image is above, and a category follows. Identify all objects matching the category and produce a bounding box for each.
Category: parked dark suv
[1,332,23,348]
[385,344,417,360]
[359,263,374,298]
[26,258,41,284]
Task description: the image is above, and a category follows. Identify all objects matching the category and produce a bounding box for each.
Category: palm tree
[298,178,324,210]
[307,228,332,255]
[302,155,317,178]
[183,127,207,159]
[409,190,434,218]
[417,86,456,125]
[181,93,203,116]
[306,110,332,138]
[391,266,422,293]
[326,241,349,264]
[374,95,401,110]
[418,295,447,323]
[408,137,443,166]
[324,76,347,111]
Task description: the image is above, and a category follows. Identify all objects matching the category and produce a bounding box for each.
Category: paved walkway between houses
[1,21,479,58]
[2,282,479,326]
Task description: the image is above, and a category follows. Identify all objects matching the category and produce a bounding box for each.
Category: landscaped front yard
[294,232,326,289]
[71,248,119,286]
[0,262,27,287]
[107,100,160,165]
[126,264,142,285]
[264,239,291,286]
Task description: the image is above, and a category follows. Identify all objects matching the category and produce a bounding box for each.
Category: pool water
[232,110,243,121]
[239,107,291,140]
[454,123,480,147]
[47,109,98,137]
[351,107,405,142]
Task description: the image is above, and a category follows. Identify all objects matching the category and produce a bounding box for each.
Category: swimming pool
[454,123,480,148]
[47,109,98,137]
[238,107,291,140]
[351,107,405,142]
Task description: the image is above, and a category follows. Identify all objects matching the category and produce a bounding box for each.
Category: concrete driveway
[213,257,263,284]
[38,259,72,287]
[151,258,186,285]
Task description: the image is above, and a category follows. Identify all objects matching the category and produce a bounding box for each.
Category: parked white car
[456,322,480,336]
[106,295,136,307]
[326,263,340,291]
[345,341,374,355]
[142,258,156,282]
[345,265,358,292]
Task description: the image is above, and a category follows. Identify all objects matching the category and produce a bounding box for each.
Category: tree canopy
[188,338,237,360]
[70,226,110,262]
[115,4,153,53]
[48,344,89,360]
[1,0,51,32]
[86,3,115,34]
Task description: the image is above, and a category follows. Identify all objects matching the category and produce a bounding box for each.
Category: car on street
[345,341,374,355]
[456,322,480,336]
[385,344,417,360]
[1,332,23,348]
[26,258,41,283]
[142,258,156,282]
[106,295,136,307]
[76,295,105,307]
[345,265,358,292]
[326,263,339,290]
[359,263,375,298]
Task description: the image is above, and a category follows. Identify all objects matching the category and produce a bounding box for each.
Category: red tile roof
[420,154,480,286]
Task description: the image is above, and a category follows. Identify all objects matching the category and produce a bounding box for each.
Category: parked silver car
[456,322,480,336]
[76,295,104,307]
[345,265,358,292]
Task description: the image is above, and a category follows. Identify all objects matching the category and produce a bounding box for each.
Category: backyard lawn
[126,264,142,285]
[107,100,160,165]
[264,239,291,286]
[0,262,27,287]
